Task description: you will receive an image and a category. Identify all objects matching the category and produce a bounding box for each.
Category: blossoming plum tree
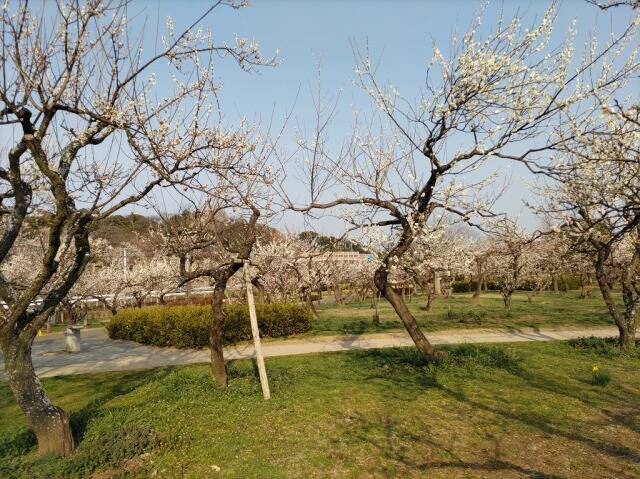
[289,6,637,357]
[0,0,274,454]
[536,105,640,348]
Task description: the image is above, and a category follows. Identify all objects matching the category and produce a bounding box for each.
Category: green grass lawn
[47,319,109,334]
[310,291,616,336]
[1,340,638,478]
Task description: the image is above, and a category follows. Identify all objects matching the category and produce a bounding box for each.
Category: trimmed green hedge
[106,302,313,348]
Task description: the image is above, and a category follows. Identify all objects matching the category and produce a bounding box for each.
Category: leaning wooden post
[243,261,271,400]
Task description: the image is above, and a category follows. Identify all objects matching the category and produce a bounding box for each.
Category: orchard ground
[312,290,615,335]
[1,340,639,478]
[1,291,637,478]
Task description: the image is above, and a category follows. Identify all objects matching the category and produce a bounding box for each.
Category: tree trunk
[472,276,482,300]
[579,274,591,299]
[502,290,513,310]
[158,292,167,305]
[472,259,483,300]
[359,286,367,302]
[618,319,636,350]
[416,279,433,311]
[619,283,638,350]
[371,290,381,325]
[252,279,266,304]
[1,335,74,455]
[305,292,318,319]
[210,285,228,387]
[333,282,343,304]
[594,249,637,351]
[552,276,559,294]
[375,268,435,357]
[424,292,433,311]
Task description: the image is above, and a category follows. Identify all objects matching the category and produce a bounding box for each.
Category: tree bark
[472,277,482,300]
[371,290,380,325]
[375,267,435,357]
[579,274,592,299]
[210,284,228,387]
[426,292,433,311]
[472,258,484,300]
[304,291,319,319]
[251,278,266,304]
[333,282,343,304]
[134,295,144,308]
[158,292,167,305]
[1,334,74,455]
[594,248,637,350]
[618,317,636,350]
[502,290,513,310]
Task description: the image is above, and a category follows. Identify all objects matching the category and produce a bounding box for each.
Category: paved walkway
[0,326,618,379]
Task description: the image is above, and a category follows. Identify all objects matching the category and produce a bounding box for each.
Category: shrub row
[107,302,313,348]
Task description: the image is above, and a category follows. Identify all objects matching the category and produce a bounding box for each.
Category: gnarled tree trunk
[375,267,435,357]
[594,248,638,350]
[303,290,319,318]
[578,274,591,298]
[502,289,513,310]
[333,282,343,304]
[1,333,74,455]
[426,292,433,311]
[210,282,229,387]
[251,278,266,304]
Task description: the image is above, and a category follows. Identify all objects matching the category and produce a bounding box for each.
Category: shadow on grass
[437,380,640,464]
[344,346,640,472]
[352,344,526,375]
[336,408,562,478]
[343,345,526,402]
[508,363,640,437]
[70,369,171,444]
[0,368,169,459]
[312,318,402,336]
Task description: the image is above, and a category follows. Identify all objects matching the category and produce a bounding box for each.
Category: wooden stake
[243,261,271,400]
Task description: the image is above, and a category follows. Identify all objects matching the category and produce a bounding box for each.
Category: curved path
[0,326,618,379]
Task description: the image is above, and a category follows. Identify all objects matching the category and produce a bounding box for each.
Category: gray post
[64,327,81,353]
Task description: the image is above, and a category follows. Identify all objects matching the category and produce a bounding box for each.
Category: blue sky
[139,0,635,233]
[157,0,632,122]
[1,1,634,233]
